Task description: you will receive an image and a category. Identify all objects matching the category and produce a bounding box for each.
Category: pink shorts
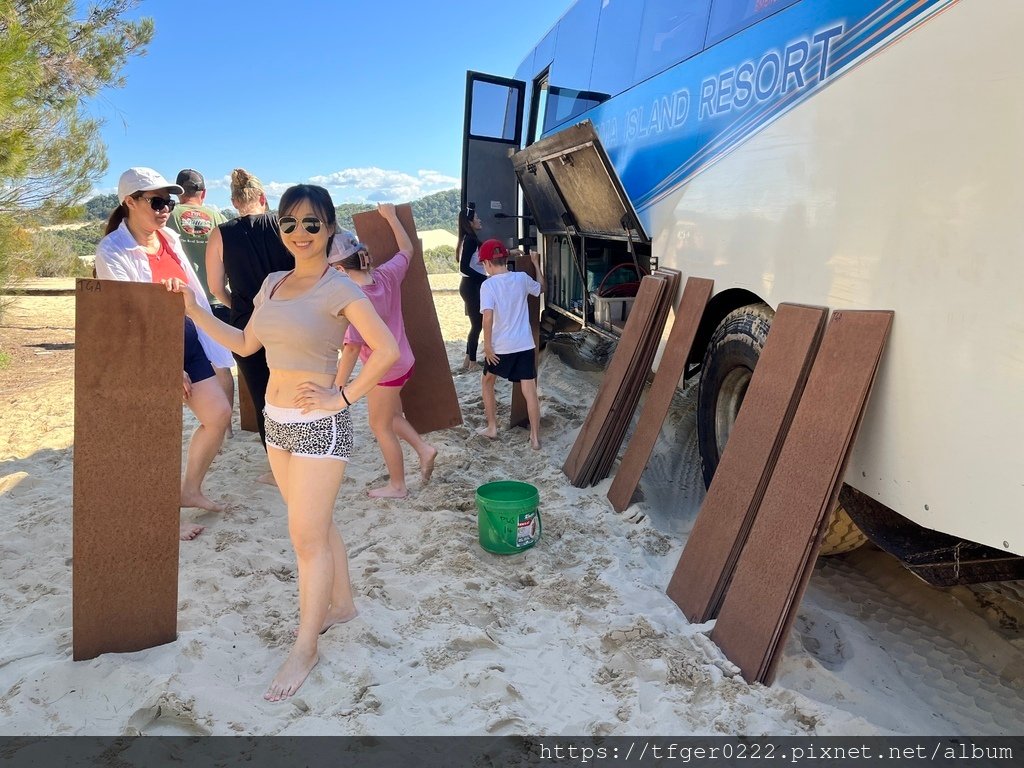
[379,364,414,388]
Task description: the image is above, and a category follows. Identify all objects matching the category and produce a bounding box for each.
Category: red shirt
[146,232,189,285]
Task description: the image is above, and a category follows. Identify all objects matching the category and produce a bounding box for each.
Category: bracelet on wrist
[340,387,352,408]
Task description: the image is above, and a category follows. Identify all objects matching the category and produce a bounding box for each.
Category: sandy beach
[1,282,1022,736]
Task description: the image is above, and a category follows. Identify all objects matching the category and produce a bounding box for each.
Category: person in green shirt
[169,168,234,433]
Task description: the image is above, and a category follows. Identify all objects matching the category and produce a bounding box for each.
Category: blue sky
[89,0,570,209]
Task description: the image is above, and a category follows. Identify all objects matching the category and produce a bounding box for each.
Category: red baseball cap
[478,238,509,262]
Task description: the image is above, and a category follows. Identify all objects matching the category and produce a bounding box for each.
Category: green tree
[0,1,153,298]
[335,202,375,232]
[83,192,120,220]
[423,244,456,274]
[411,188,459,233]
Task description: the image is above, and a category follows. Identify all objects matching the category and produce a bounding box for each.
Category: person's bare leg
[291,524,358,637]
[366,386,409,498]
[214,367,235,438]
[477,371,498,438]
[520,378,542,450]
[390,385,436,483]
[181,377,230,512]
[321,525,358,629]
[264,454,348,702]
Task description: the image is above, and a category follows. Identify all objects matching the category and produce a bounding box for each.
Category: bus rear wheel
[696,303,867,556]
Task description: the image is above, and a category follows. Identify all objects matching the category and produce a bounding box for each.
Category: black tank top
[219,214,294,328]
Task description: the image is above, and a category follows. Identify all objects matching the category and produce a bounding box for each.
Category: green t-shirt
[168,203,226,302]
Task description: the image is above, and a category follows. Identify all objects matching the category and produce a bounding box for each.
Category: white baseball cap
[328,229,369,265]
[117,167,184,203]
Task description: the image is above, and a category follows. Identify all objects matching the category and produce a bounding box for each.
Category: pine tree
[0,1,152,297]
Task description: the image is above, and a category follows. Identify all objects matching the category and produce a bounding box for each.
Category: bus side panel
[643,0,1023,555]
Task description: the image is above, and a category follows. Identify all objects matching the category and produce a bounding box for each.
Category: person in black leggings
[206,169,293,472]
[456,202,486,371]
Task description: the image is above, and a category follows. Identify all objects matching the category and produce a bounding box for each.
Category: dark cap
[478,238,509,262]
[175,168,205,193]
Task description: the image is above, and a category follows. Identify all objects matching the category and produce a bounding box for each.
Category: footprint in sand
[124,702,210,736]
[794,612,851,671]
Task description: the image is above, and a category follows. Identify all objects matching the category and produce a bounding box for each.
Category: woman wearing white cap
[95,167,233,540]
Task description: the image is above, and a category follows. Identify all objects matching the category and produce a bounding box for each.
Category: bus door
[510,120,649,330]
[462,72,526,248]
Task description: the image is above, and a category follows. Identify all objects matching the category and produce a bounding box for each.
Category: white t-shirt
[479,271,541,354]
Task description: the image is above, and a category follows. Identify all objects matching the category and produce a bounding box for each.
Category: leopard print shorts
[263,403,353,461]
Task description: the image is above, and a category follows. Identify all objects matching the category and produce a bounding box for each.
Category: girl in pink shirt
[330,203,437,498]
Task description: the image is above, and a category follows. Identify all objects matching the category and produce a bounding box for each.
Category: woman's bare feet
[179,522,205,541]
[180,491,226,513]
[419,445,438,484]
[530,434,541,451]
[368,483,409,499]
[476,426,498,439]
[264,647,319,702]
[292,606,358,637]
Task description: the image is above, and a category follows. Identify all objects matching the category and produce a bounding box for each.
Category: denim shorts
[263,403,353,461]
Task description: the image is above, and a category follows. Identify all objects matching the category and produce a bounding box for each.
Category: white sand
[1,288,1022,735]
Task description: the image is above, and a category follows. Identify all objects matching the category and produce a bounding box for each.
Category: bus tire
[819,503,868,555]
[696,303,867,557]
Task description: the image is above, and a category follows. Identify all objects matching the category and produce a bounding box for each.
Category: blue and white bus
[461,0,1024,583]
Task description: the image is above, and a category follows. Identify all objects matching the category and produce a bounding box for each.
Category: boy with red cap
[476,239,545,449]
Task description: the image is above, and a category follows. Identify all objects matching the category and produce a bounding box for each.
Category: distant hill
[58,187,461,270]
[80,187,460,234]
[410,188,459,234]
[336,188,459,234]
[82,192,235,222]
[83,193,120,220]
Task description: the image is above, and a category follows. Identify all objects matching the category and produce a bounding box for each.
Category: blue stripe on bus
[550,0,958,225]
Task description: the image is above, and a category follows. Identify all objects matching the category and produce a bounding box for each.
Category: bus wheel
[819,502,868,555]
[696,303,868,556]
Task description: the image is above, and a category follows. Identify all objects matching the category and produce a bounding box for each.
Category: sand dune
[0,290,1022,735]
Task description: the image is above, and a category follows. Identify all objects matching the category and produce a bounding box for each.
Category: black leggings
[459,275,484,362]
[234,346,271,448]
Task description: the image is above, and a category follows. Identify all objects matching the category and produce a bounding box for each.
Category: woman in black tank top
[206,169,293,456]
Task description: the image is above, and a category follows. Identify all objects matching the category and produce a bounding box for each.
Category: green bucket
[476,481,542,555]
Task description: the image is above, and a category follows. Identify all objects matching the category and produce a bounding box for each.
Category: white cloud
[306,167,458,203]
[199,167,458,210]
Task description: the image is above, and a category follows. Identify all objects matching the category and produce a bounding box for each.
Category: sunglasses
[279,216,323,235]
[139,195,176,212]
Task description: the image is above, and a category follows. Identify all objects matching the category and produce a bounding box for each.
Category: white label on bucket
[517,513,538,547]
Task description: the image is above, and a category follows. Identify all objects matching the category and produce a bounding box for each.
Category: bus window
[590,0,643,98]
[543,86,609,134]
[529,70,550,145]
[549,0,601,92]
[634,0,713,83]
[705,0,801,48]
[469,79,521,141]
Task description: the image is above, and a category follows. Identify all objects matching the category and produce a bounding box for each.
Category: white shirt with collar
[95,221,234,368]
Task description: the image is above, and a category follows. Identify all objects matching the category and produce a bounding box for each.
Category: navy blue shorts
[184,317,215,384]
[483,348,536,382]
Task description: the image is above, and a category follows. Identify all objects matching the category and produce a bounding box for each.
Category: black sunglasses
[279,216,323,235]
[139,195,176,212]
